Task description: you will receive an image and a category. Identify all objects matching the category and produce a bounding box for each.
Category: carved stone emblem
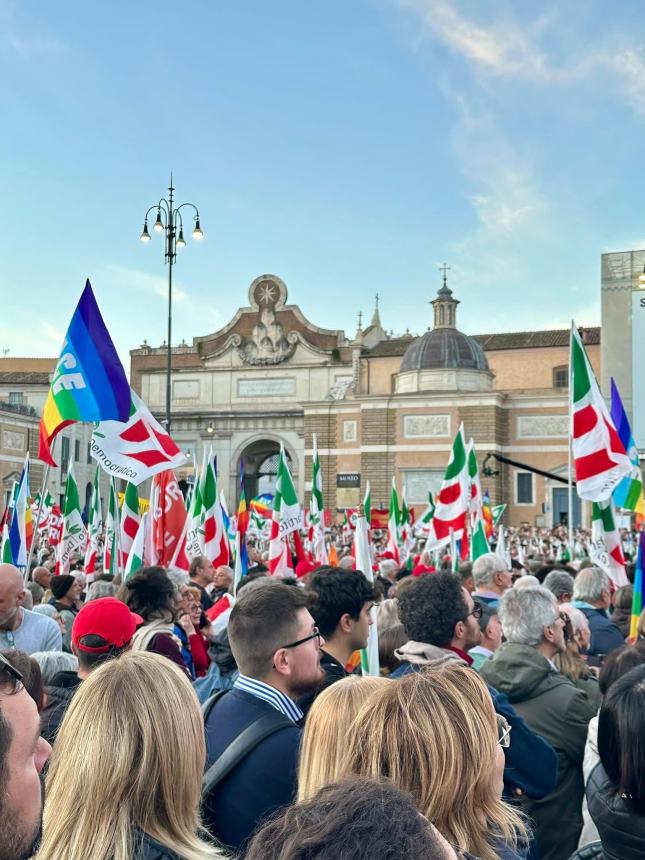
[238,275,298,365]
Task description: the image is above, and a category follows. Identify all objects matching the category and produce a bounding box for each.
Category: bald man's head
[32,566,52,589]
[0,564,26,627]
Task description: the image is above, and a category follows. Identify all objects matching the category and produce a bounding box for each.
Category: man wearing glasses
[203,579,324,852]
[0,652,51,860]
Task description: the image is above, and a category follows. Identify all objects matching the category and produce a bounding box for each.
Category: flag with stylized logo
[120,482,141,567]
[91,391,188,485]
[84,467,102,575]
[57,462,87,576]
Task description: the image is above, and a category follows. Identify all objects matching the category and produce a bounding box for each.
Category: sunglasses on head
[0,652,23,687]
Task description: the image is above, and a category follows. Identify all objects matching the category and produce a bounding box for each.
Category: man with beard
[203,578,324,852]
[0,651,51,859]
[0,565,61,654]
[391,572,558,812]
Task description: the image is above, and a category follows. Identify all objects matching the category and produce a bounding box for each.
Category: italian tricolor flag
[124,512,147,580]
[268,446,302,577]
[84,466,102,578]
[104,478,120,576]
[309,434,328,564]
[590,499,628,586]
[200,449,229,567]
[570,323,631,501]
[426,424,469,549]
[387,477,401,563]
[120,481,141,568]
[58,462,87,576]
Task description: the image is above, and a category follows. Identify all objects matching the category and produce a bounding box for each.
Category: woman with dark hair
[122,567,189,674]
[611,585,632,639]
[586,663,645,859]
[244,777,475,860]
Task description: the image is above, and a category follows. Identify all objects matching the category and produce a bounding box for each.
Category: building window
[74,439,80,462]
[61,436,70,465]
[8,392,23,406]
[87,442,92,464]
[343,420,357,443]
[553,366,568,389]
[516,472,534,505]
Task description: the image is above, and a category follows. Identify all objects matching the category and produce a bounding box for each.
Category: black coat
[41,671,82,743]
[132,830,186,860]
[587,762,645,860]
[296,650,348,717]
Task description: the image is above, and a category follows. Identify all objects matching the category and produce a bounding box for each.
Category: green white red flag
[354,506,379,677]
[200,450,229,567]
[590,498,628,586]
[426,424,469,549]
[57,462,86,576]
[91,390,188,485]
[186,453,205,560]
[467,439,483,521]
[124,512,148,580]
[570,323,631,501]
[309,434,328,564]
[84,467,102,577]
[387,477,400,563]
[1,525,12,563]
[120,482,141,568]
[268,446,302,577]
[104,478,120,576]
[471,517,489,560]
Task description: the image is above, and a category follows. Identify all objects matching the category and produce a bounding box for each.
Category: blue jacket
[203,688,301,851]
[390,660,558,800]
[576,606,624,660]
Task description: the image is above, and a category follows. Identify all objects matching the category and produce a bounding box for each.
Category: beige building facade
[131,274,600,528]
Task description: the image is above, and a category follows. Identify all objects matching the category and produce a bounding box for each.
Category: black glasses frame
[280,627,322,650]
[468,604,483,620]
[0,652,23,685]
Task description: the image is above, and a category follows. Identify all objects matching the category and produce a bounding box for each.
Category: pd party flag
[268,445,302,577]
[120,482,141,568]
[84,467,103,576]
[91,390,188,484]
[310,434,328,565]
[387,478,401,563]
[427,424,469,549]
[124,513,148,580]
[589,498,628,586]
[39,280,130,466]
[570,324,631,501]
[610,378,645,515]
[355,504,379,677]
[58,462,87,576]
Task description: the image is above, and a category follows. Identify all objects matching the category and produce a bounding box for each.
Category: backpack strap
[202,704,293,797]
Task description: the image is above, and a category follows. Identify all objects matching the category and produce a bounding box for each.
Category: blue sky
[2,0,645,367]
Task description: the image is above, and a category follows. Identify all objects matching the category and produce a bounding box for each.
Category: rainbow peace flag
[610,378,645,516]
[249,494,273,519]
[9,455,33,567]
[630,531,645,643]
[38,280,130,466]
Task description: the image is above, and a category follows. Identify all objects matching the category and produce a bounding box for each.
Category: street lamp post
[140,174,203,431]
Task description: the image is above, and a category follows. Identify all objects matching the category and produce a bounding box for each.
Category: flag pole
[568,321,574,557]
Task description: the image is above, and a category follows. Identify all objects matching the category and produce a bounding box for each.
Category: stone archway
[237,438,294,503]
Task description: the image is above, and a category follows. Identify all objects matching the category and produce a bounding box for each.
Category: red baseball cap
[72,597,143,653]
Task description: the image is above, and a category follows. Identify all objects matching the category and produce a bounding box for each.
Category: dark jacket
[40,671,82,743]
[132,829,186,860]
[296,649,348,717]
[611,605,631,639]
[587,762,645,860]
[203,687,301,851]
[578,606,624,661]
[391,654,557,800]
[481,642,597,860]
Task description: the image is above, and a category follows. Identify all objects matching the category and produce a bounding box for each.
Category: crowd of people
[2,532,645,859]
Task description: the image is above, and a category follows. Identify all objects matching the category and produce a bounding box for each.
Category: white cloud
[98,263,188,304]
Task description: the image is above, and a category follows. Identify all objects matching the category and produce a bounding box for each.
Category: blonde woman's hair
[344,664,526,860]
[298,675,389,801]
[36,651,223,860]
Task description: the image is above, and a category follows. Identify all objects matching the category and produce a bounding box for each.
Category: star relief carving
[257,282,277,305]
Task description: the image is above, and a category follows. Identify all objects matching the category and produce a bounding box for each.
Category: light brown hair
[228,579,312,677]
[297,675,389,801]
[344,664,526,860]
[36,651,223,860]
